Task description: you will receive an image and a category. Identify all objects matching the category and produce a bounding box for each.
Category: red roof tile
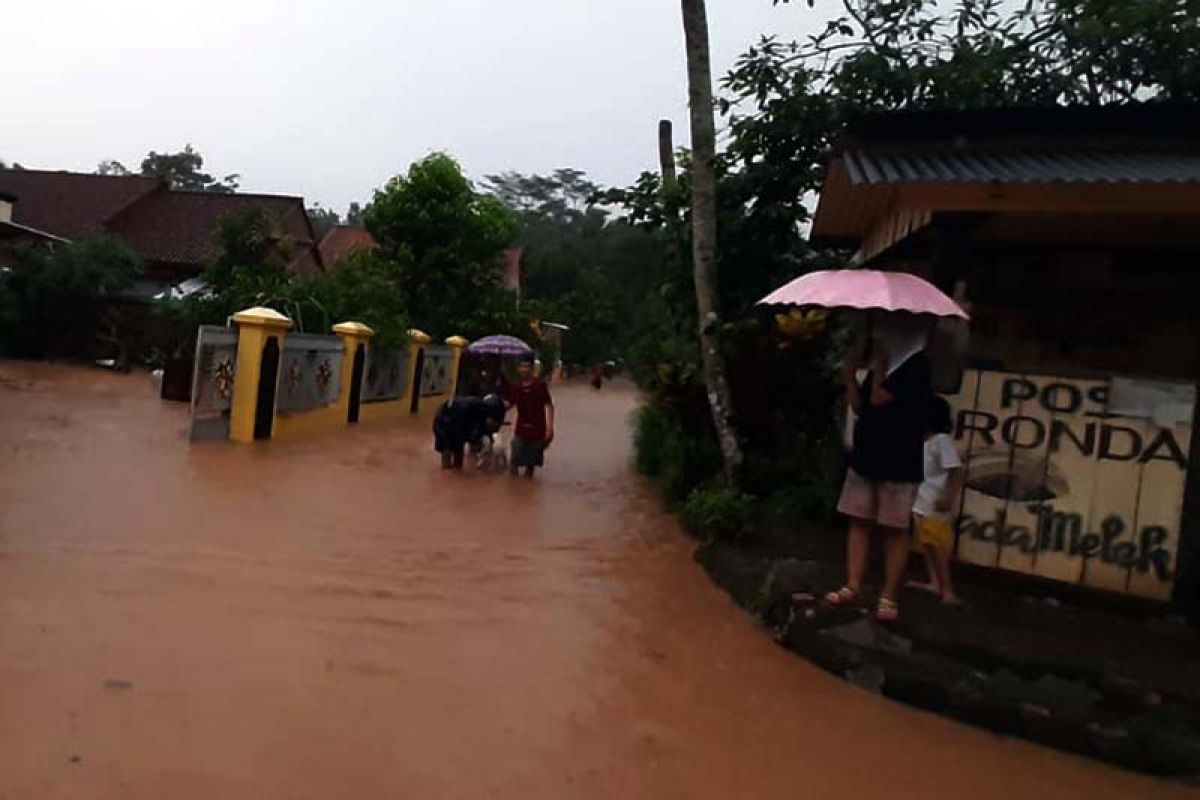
[0,170,161,237]
[108,190,317,268]
[0,169,322,278]
[318,225,378,266]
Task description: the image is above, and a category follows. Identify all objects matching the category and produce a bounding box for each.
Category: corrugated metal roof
[843,150,1200,186]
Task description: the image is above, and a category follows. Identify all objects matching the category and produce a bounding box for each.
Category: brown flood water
[0,361,1188,799]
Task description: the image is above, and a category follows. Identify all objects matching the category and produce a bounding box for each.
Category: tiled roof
[0,170,160,237]
[318,225,377,266]
[0,169,321,276]
[108,190,315,267]
[843,149,1200,186]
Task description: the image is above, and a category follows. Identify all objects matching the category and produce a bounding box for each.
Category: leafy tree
[364,153,520,339]
[205,209,290,294]
[306,204,341,240]
[611,0,1199,508]
[1,235,141,357]
[481,169,670,367]
[724,0,1200,198]
[155,209,410,360]
[345,202,366,226]
[96,160,132,176]
[0,160,24,171]
[483,169,600,222]
[289,249,408,346]
[140,145,239,193]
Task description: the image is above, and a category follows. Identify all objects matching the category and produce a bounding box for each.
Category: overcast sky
[1,1,824,214]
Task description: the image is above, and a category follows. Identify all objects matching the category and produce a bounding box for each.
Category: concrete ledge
[695,537,1200,779]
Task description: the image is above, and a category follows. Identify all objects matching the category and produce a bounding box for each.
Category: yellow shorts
[915,515,954,550]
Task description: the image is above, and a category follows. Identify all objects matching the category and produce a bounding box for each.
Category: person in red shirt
[507,354,555,478]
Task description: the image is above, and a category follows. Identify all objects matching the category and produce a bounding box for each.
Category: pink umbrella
[758,269,968,319]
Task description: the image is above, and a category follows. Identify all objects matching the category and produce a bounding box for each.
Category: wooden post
[658,119,677,191]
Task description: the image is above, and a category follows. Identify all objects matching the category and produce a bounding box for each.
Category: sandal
[823,586,859,606]
[875,597,899,622]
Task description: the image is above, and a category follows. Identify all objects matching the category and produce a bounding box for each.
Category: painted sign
[945,370,1195,601]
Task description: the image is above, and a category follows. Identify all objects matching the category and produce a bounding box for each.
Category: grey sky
[2,1,821,214]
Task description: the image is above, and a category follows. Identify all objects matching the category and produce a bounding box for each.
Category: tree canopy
[140,145,239,192]
[306,204,341,240]
[94,145,240,191]
[0,235,141,359]
[480,169,671,367]
[364,153,521,339]
[611,0,1200,512]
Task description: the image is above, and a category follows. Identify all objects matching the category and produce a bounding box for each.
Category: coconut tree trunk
[680,0,742,481]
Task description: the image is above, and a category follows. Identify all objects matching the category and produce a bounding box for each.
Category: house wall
[959,248,1200,381]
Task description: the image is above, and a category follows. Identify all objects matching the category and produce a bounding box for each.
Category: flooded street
[0,362,1187,799]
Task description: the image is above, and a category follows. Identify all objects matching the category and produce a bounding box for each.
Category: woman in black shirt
[827,316,932,622]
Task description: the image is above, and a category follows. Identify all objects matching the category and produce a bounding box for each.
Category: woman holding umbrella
[759,270,966,622]
[832,315,932,621]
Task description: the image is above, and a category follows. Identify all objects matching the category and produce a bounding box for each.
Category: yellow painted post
[229,306,293,443]
[332,321,375,422]
[445,335,469,397]
[406,329,432,413]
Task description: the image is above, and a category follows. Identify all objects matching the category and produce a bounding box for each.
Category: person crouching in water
[432,394,506,470]
[508,354,554,478]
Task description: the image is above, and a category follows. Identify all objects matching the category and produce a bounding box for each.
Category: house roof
[842,149,1200,187]
[0,169,322,277]
[0,219,68,243]
[840,102,1200,143]
[108,190,316,267]
[0,170,161,237]
[812,104,1200,250]
[318,225,377,266]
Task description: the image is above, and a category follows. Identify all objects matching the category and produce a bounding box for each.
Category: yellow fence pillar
[229,306,293,443]
[332,321,375,423]
[405,329,432,414]
[445,335,469,397]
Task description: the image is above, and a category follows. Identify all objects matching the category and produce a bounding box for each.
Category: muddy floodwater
[0,362,1188,798]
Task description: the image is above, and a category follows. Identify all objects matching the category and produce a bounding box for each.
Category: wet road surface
[0,362,1189,798]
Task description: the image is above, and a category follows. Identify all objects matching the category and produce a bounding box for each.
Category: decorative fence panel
[420,345,454,396]
[189,325,238,441]
[276,333,343,412]
[363,347,410,402]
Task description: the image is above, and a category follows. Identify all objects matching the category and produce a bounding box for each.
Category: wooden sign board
[944,370,1194,601]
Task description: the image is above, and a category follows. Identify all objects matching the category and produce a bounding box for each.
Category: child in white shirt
[910,396,965,605]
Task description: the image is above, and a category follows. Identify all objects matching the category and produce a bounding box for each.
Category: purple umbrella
[466,335,534,357]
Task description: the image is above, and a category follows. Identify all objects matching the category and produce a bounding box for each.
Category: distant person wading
[507,355,555,479]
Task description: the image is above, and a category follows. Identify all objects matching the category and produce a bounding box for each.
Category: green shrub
[680,485,756,541]
[1,235,141,358]
[633,403,722,505]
